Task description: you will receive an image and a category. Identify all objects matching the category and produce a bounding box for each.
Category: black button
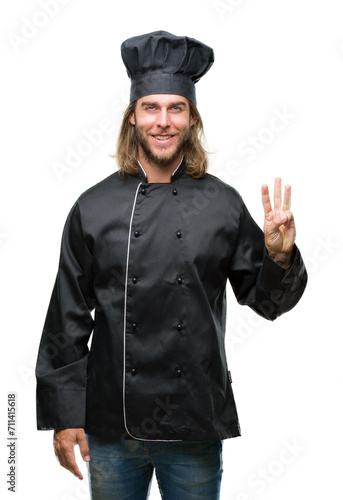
[132,323,137,329]
[132,277,138,284]
[134,231,140,237]
[131,368,137,375]
[177,277,182,284]
[173,189,178,195]
[176,367,182,376]
[176,231,182,238]
[141,188,146,195]
[177,324,182,331]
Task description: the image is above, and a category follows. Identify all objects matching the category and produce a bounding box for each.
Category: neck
[137,150,184,183]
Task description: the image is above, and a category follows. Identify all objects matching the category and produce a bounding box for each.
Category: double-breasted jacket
[36,160,307,441]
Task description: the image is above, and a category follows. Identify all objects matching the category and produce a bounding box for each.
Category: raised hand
[261,177,296,270]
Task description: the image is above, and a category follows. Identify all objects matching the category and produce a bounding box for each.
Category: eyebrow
[140,101,187,107]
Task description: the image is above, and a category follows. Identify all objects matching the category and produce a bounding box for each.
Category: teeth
[154,135,172,140]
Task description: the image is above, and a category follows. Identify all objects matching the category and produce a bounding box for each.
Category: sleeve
[227,199,307,321]
[35,201,94,430]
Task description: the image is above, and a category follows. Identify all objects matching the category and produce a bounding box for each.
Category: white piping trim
[122,182,182,442]
[137,160,148,181]
[171,155,184,179]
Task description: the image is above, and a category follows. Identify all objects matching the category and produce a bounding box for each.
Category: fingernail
[83,455,90,462]
[281,215,287,222]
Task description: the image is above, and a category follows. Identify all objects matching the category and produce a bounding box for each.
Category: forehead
[136,94,189,107]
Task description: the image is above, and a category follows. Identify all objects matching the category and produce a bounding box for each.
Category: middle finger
[274,177,282,210]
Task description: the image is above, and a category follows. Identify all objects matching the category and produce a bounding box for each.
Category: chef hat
[121,30,214,105]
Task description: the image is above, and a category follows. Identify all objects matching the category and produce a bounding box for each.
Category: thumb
[77,431,90,462]
[265,210,287,232]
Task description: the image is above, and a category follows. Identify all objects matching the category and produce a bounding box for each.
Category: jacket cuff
[36,389,86,430]
[260,244,303,292]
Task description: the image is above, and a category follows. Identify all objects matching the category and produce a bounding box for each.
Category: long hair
[115,100,209,178]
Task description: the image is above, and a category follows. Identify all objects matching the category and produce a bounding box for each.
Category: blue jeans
[86,434,223,500]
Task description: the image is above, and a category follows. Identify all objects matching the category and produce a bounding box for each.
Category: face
[129,94,195,168]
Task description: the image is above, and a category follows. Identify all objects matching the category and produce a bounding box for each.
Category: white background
[1,0,342,498]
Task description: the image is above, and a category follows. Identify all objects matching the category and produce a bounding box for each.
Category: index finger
[63,448,83,480]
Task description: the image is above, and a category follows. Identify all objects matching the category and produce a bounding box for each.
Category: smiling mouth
[152,135,174,141]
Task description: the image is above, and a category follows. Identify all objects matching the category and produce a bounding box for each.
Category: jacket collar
[137,156,185,183]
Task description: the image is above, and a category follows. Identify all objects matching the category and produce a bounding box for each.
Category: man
[36,31,307,499]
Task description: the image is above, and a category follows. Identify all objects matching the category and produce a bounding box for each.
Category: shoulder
[76,172,118,204]
[192,172,244,206]
[204,172,241,193]
[76,171,140,206]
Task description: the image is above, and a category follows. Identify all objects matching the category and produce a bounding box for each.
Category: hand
[261,177,296,270]
[53,428,90,480]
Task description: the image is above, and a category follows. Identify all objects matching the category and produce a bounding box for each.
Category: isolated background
[1,1,342,498]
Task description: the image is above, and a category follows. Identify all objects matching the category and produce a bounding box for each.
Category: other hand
[53,428,90,480]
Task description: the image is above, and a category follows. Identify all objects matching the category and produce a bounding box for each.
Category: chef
[36,31,307,500]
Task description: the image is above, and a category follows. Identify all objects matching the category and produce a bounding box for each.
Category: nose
[156,108,171,128]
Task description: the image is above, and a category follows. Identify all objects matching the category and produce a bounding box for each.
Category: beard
[134,125,191,168]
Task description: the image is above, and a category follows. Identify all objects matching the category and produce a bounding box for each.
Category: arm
[35,202,94,476]
[227,178,307,320]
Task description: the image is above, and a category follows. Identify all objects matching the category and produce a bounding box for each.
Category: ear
[190,114,196,127]
[129,112,136,125]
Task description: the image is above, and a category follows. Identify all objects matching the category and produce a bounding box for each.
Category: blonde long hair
[115,100,209,178]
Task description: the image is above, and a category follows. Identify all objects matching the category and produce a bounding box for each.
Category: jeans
[86,434,223,500]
